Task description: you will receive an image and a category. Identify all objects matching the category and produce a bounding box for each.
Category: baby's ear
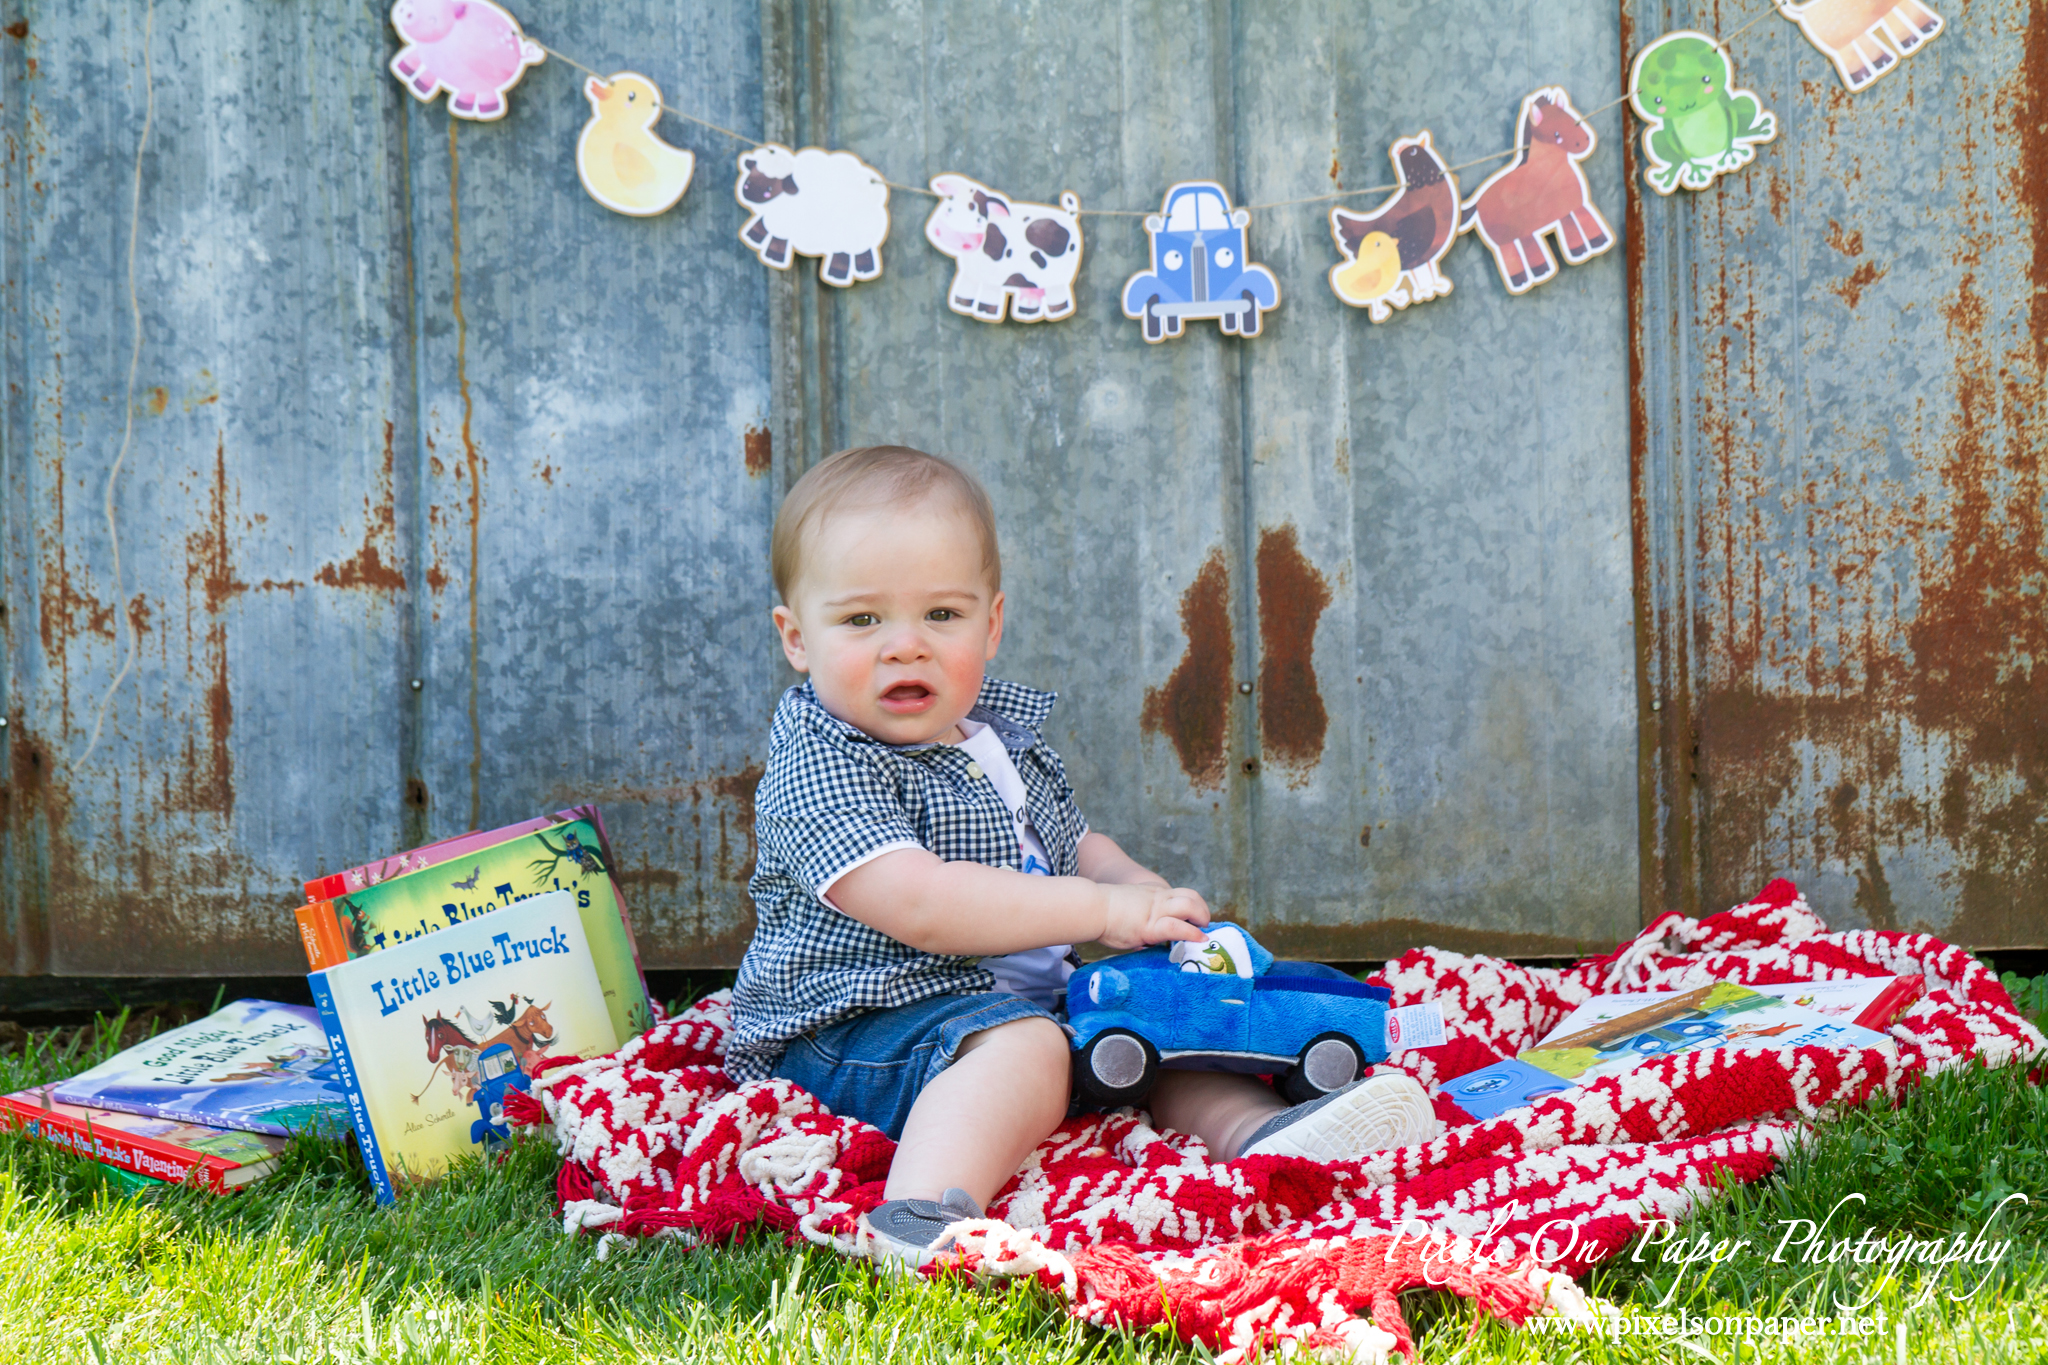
[771,604,809,671]
[984,589,1006,658]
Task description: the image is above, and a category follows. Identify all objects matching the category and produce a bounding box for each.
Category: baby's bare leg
[886,1015,1071,1207]
[1148,1069,1287,1160]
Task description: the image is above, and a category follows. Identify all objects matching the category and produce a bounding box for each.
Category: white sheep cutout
[733,144,890,287]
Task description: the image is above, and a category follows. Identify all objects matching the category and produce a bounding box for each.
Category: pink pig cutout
[388,0,545,122]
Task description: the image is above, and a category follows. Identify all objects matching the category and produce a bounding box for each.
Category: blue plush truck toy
[1067,924,1392,1107]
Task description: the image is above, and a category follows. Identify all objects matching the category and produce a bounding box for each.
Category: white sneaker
[1238,1072,1438,1161]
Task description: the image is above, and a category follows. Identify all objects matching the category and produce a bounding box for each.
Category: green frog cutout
[1629,31,1776,195]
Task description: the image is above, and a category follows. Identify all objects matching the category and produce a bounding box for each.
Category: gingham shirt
[725,677,1088,1082]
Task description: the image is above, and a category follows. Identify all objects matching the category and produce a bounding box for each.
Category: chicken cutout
[1457,87,1615,296]
[576,72,694,217]
[388,0,544,122]
[1628,33,1776,195]
[1780,0,1942,92]
[735,145,891,286]
[1328,131,1460,322]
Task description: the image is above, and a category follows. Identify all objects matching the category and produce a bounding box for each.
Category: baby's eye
[926,608,956,622]
[846,612,878,627]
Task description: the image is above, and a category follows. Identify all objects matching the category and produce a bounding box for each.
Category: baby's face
[772,497,1002,746]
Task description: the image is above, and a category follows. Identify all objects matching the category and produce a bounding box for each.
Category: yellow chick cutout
[1329,231,1405,313]
[577,72,694,217]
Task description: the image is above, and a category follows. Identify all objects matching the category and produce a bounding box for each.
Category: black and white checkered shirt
[725,677,1088,1081]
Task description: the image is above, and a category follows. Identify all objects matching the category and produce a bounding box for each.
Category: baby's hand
[1098,884,1211,951]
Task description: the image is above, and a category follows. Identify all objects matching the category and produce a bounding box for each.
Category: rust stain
[1824,220,1864,256]
[1767,169,1787,226]
[1829,260,1886,309]
[451,119,484,832]
[743,424,771,477]
[314,420,406,591]
[173,436,242,815]
[3,20,27,40]
[1140,549,1233,791]
[534,460,554,487]
[425,563,450,593]
[145,386,166,416]
[1254,524,1331,780]
[2020,0,2048,365]
[1329,151,1341,186]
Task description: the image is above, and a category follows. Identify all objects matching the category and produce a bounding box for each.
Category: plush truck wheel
[1077,1028,1158,1106]
[1279,1031,1365,1106]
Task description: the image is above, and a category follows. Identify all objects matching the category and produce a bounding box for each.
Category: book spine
[295,901,349,971]
[563,805,648,979]
[308,970,397,1206]
[0,1098,232,1193]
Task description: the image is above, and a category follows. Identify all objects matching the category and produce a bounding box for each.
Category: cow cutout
[924,175,1084,323]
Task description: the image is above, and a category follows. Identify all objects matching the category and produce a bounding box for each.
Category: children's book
[309,888,619,1204]
[1440,981,1896,1121]
[294,809,652,1043]
[2,1083,289,1192]
[1537,975,1923,1043]
[301,807,598,902]
[46,999,349,1138]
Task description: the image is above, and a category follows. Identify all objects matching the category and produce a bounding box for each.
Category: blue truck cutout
[1122,182,1281,342]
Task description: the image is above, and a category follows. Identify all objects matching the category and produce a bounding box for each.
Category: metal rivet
[410,678,424,691]
[1650,699,1662,711]
[0,717,9,728]
[1238,681,1253,694]
[1242,758,1260,775]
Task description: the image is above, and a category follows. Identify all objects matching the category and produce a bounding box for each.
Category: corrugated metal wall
[1629,0,2047,945]
[0,0,2037,976]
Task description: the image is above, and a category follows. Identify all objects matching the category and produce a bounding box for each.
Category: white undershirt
[813,720,1075,1009]
[954,722,1073,1007]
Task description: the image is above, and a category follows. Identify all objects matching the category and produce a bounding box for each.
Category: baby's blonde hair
[771,445,1001,602]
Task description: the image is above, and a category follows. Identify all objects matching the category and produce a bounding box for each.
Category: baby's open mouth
[880,682,934,709]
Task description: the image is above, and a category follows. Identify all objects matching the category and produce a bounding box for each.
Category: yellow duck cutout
[1329,230,1407,315]
[576,72,694,217]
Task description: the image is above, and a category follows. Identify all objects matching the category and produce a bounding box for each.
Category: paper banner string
[526,0,1804,222]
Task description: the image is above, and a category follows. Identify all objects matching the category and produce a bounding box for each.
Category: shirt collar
[786,677,1056,754]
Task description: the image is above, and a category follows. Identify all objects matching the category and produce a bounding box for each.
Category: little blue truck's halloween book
[1,1083,289,1193]
[1440,981,1896,1120]
[47,999,348,1138]
[299,806,606,902]
[295,810,652,1044]
[309,888,619,1204]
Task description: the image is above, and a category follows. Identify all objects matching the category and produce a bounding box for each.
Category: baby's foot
[855,1187,983,1267]
[1238,1072,1437,1161]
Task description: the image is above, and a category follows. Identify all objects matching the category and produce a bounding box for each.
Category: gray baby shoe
[855,1187,984,1267]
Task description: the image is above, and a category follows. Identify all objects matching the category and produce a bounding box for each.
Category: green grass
[3,982,2045,1364]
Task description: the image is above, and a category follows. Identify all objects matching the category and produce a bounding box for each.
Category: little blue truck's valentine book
[1440,981,1896,1120]
[48,999,348,1138]
[295,811,651,1045]
[1,1084,289,1193]
[310,889,619,1204]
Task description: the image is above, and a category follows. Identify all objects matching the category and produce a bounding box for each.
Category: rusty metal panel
[401,2,777,968]
[1630,0,2048,944]
[1,2,421,974]
[1235,2,1640,959]
[806,0,1638,956]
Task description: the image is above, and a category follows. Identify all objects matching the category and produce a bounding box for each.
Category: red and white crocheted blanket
[515,881,2043,1362]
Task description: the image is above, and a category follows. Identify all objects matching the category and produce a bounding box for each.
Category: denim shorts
[771,991,1060,1139]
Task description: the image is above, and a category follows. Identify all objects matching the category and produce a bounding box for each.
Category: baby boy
[728,445,1424,1264]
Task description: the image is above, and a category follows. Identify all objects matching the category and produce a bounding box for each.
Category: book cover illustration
[48,999,348,1138]
[301,811,651,1044]
[1442,982,1893,1120]
[310,889,619,1204]
[1537,975,1920,1043]
[2,1084,288,1192]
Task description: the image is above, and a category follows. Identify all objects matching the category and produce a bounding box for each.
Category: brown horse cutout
[413,995,559,1103]
[1457,87,1615,296]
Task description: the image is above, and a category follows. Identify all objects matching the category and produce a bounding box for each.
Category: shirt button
[966,762,984,780]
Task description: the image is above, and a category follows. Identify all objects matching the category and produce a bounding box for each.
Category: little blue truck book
[311,888,619,1203]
